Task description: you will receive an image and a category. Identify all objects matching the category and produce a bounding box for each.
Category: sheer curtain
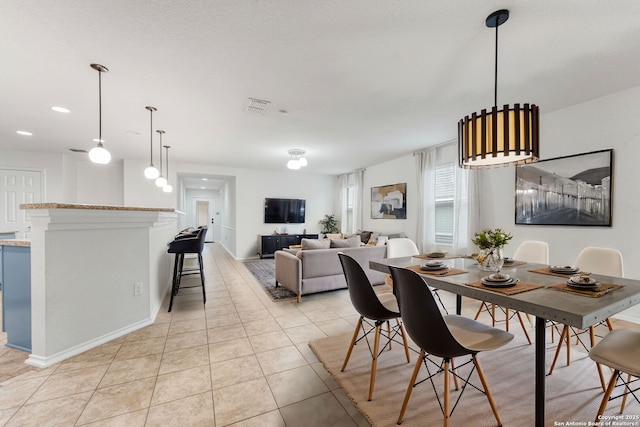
[452,166,479,255]
[415,147,436,253]
[338,174,348,233]
[352,169,364,232]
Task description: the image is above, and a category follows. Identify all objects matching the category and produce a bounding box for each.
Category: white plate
[569,276,597,285]
[567,281,600,289]
[481,277,518,288]
[425,260,444,267]
[550,265,579,274]
[485,274,511,282]
[421,264,448,271]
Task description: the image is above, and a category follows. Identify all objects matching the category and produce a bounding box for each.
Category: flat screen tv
[264,198,306,224]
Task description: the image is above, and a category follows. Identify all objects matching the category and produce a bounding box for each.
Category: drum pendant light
[155,130,168,187]
[458,10,539,169]
[88,64,111,164]
[144,106,160,179]
[162,145,173,193]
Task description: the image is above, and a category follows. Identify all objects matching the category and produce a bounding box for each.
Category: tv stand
[257,234,318,258]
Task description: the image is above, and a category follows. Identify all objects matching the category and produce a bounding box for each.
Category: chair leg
[516,311,532,345]
[596,369,620,422]
[168,253,180,312]
[491,304,496,327]
[198,253,206,305]
[386,321,392,351]
[397,350,424,424]
[398,319,411,363]
[341,317,363,372]
[368,323,382,401]
[473,303,484,320]
[606,318,614,331]
[474,355,503,427]
[444,358,450,427]
[548,325,569,375]
[505,308,510,331]
[621,373,632,413]
[451,358,459,391]
[590,326,606,391]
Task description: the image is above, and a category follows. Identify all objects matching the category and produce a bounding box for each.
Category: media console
[257,233,318,258]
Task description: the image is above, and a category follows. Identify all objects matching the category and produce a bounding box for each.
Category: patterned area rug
[243,259,298,301]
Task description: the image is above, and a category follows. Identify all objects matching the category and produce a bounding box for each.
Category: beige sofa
[275,244,387,302]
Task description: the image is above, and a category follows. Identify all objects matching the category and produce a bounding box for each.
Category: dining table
[369,256,640,427]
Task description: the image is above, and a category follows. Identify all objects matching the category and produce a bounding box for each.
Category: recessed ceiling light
[51,106,70,113]
[202,178,208,181]
[201,187,206,189]
[92,138,105,143]
[16,130,32,136]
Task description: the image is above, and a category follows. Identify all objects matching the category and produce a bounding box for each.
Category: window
[345,185,354,232]
[435,163,454,245]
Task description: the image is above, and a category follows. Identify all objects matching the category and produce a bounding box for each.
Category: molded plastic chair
[338,253,411,401]
[386,238,448,313]
[474,240,549,344]
[167,226,207,312]
[548,246,624,389]
[390,266,513,426]
[589,329,640,421]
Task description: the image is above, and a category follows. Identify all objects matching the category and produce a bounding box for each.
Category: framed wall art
[371,182,407,219]
[515,149,613,226]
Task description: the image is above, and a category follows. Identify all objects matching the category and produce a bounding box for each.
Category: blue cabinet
[1,245,31,352]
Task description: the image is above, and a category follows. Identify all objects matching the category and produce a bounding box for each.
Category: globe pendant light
[155,130,168,187]
[458,10,539,169]
[88,64,111,164]
[162,145,173,193]
[143,106,159,179]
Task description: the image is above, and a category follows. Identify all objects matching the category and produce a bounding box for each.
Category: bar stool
[167,226,207,312]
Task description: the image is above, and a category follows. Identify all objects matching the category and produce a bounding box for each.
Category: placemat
[405,264,467,277]
[501,260,528,268]
[465,280,545,295]
[529,267,591,278]
[548,282,624,298]
[414,253,461,260]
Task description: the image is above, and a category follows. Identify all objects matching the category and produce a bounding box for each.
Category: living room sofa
[274,239,387,302]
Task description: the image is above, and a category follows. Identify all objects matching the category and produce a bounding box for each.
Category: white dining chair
[474,240,549,344]
[547,246,624,390]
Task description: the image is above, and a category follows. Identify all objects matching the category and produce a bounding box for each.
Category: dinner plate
[427,252,446,258]
[485,274,511,282]
[481,277,518,288]
[425,260,444,267]
[569,276,597,286]
[566,281,600,290]
[421,264,448,271]
[503,257,516,264]
[550,265,579,274]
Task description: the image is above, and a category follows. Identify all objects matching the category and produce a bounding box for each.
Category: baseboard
[25,317,154,368]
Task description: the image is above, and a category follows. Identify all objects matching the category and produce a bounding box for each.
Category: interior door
[196,200,212,242]
[0,169,43,238]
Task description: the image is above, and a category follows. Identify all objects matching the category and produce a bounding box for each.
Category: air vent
[69,148,88,153]
[246,98,271,115]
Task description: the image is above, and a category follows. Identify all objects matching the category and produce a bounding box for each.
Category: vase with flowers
[472,228,513,272]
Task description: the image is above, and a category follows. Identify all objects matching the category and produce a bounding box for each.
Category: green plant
[319,214,339,234]
[472,228,512,250]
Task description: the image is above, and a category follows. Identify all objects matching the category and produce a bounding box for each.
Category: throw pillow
[325,233,343,240]
[330,236,361,248]
[301,238,330,250]
[357,231,372,244]
[376,235,388,246]
[369,231,380,244]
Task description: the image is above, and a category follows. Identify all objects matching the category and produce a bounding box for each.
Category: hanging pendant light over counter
[162,145,173,193]
[144,106,160,179]
[88,64,111,164]
[155,130,168,187]
[458,10,539,169]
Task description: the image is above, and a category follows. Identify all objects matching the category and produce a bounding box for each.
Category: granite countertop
[19,203,175,212]
[0,230,19,234]
[0,239,30,247]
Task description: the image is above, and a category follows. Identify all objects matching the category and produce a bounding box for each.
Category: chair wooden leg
[491,304,496,327]
[397,350,424,424]
[473,303,484,320]
[606,318,614,331]
[341,317,363,372]
[516,311,532,345]
[596,369,619,422]
[398,319,411,363]
[505,308,510,331]
[451,358,459,391]
[590,326,607,391]
[386,321,392,351]
[444,359,450,427]
[474,355,503,427]
[621,373,631,413]
[368,324,381,401]
[548,325,569,375]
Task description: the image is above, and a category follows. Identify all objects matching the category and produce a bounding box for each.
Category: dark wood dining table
[369,256,640,427]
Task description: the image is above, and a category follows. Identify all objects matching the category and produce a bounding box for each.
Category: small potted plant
[319,214,339,234]
[472,228,512,272]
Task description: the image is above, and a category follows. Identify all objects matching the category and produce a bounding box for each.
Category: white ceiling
[2,1,640,177]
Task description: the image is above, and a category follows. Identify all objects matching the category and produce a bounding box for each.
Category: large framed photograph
[515,149,613,226]
[371,182,407,219]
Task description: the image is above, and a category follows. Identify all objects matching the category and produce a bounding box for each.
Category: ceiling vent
[246,98,271,115]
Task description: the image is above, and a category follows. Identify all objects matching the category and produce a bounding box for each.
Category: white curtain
[353,169,364,232]
[452,167,479,255]
[415,147,436,253]
[338,174,348,233]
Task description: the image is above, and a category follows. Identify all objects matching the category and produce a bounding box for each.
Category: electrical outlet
[134,282,143,296]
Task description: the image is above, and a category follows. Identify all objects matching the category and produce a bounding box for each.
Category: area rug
[243,258,297,301]
[308,331,629,427]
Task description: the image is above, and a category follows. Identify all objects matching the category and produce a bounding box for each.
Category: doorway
[196,200,213,242]
[0,168,43,239]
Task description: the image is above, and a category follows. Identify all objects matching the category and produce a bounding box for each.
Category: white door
[196,200,213,242]
[0,169,43,238]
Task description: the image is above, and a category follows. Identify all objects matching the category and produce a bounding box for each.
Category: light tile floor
[0,243,637,426]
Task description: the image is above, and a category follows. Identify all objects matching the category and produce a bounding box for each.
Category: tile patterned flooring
[0,243,638,426]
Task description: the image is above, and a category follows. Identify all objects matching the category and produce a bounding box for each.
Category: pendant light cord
[494,21,499,108]
[150,110,154,161]
[98,69,103,146]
